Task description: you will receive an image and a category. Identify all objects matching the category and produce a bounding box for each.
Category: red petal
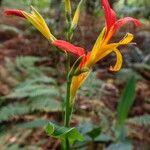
[4,9,25,18]
[102,0,116,30]
[113,17,141,33]
[52,40,85,57]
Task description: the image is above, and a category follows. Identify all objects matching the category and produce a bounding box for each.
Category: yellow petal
[71,0,84,28]
[70,71,91,103]
[106,33,134,48]
[91,28,105,56]
[109,48,123,71]
[93,45,113,64]
[87,28,105,67]
[93,33,134,64]
[31,6,46,25]
[119,33,133,44]
[22,7,56,42]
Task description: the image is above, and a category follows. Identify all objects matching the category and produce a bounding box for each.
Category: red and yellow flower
[4,7,56,42]
[4,0,141,102]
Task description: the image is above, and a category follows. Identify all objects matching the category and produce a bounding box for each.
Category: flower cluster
[4,0,141,102]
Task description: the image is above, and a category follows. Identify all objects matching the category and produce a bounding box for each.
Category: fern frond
[17,76,57,89]
[128,114,150,126]
[16,56,40,69]
[29,96,62,112]
[7,85,59,99]
[0,103,29,122]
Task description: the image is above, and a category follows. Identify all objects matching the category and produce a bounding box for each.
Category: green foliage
[0,56,63,150]
[117,75,136,127]
[0,103,29,122]
[46,122,84,145]
[0,76,62,122]
[128,114,150,126]
[78,122,111,142]
[0,56,62,123]
[87,127,101,140]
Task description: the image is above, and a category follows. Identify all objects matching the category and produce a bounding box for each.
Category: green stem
[62,6,74,150]
[64,76,72,127]
[63,64,73,150]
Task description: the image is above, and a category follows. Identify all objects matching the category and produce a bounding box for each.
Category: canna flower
[4,0,141,103]
[87,0,141,71]
[54,0,141,102]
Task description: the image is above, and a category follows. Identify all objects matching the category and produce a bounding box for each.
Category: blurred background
[0,0,149,150]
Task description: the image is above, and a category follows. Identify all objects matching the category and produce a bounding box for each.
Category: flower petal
[119,33,134,44]
[30,6,47,26]
[105,33,134,48]
[4,9,25,18]
[4,7,56,42]
[52,40,85,57]
[109,48,123,71]
[79,52,91,68]
[113,17,141,34]
[70,71,91,103]
[90,27,106,61]
[22,7,56,41]
[102,0,116,30]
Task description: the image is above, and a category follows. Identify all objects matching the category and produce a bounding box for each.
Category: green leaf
[87,127,101,139]
[45,122,84,145]
[117,75,136,127]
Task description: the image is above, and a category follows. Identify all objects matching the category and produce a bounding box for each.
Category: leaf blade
[117,75,136,127]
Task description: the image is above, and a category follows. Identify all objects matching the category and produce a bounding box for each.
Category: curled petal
[113,17,141,34]
[4,9,25,18]
[119,33,134,45]
[109,48,122,71]
[106,33,134,48]
[102,0,116,30]
[52,40,85,57]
